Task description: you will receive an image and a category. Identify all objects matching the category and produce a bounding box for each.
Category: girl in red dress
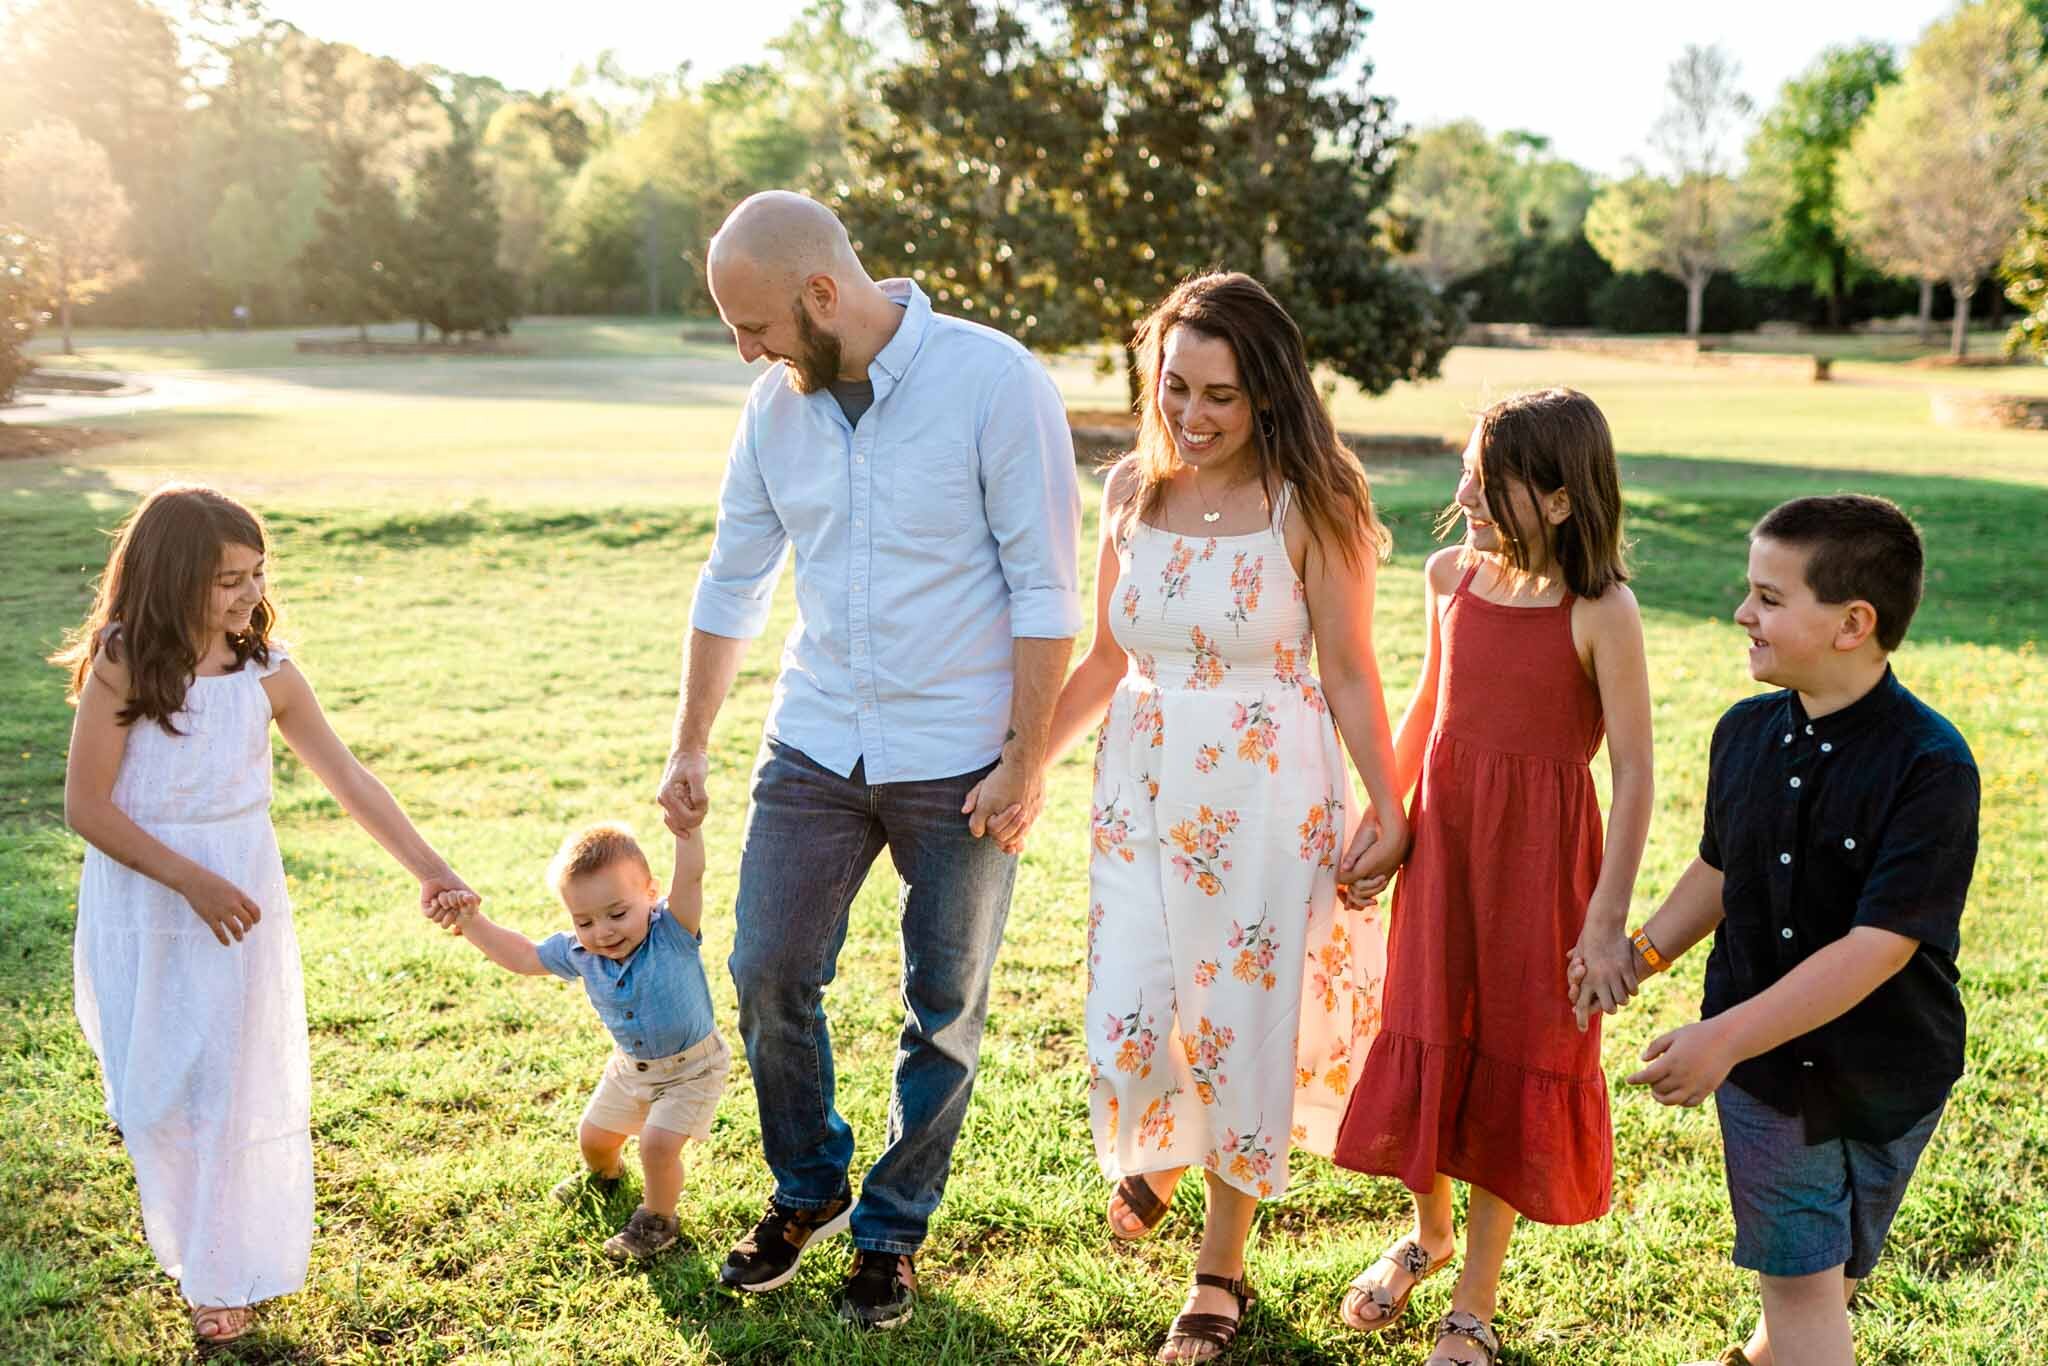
[1330,389,1654,1365]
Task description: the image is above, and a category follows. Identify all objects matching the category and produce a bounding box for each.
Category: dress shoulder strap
[1270,481,1294,537]
[1454,562,1480,596]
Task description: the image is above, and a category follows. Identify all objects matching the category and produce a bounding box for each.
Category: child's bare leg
[1159,1172,1257,1362]
[637,1125,689,1219]
[579,1121,629,1179]
[1740,1273,1857,1366]
[1341,1174,1457,1330]
[1447,1183,1515,1321]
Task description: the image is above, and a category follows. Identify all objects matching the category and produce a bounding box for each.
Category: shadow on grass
[300,506,717,551]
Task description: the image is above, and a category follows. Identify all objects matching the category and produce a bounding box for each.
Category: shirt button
[1789,777,1801,789]
[625,1011,634,1019]
[1820,742,1833,753]
[1781,927,1794,940]
[1844,837,1856,850]
[1779,852,1792,864]
[1801,1059,1815,1068]
[636,1061,648,1072]
[1782,734,1793,745]
[1805,724,1814,735]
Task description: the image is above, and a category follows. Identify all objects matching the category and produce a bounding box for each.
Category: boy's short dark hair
[546,821,651,899]
[1751,495,1924,652]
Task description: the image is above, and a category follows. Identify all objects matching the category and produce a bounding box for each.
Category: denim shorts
[1715,1081,1943,1279]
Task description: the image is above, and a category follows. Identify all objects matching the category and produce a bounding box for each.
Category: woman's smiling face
[1157,326,1254,470]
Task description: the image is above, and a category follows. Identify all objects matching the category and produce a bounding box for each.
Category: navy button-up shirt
[536,901,715,1060]
[1700,668,1978,1143]
[690,279,1083,783]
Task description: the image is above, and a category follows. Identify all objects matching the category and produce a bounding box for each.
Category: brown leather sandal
[1108,1171,1175,1241]
[1158,1271,1255,1362]
[1341,1235,1454,1331]
[1426,1309,1501,1366]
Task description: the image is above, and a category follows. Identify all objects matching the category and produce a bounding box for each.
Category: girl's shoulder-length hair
[50,484,280,733]
[1113,270,1390,569]
[1449,386,1630,598]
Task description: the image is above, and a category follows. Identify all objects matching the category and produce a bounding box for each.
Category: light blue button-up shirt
[691,279,1083,783]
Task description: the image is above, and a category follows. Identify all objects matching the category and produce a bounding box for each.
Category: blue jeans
[729,739,1017,1255]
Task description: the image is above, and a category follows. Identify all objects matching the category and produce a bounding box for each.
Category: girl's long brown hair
[1440,387,1629,598]
[1118,272,1390,568]
[51,485,279,733]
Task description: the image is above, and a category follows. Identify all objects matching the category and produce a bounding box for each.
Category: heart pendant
[1202,511,1221,523]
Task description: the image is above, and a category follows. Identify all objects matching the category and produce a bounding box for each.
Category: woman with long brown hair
[1039,272,1407,1360]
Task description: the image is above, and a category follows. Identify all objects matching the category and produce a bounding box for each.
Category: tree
[837,0,1458,404]
[0,120,135,352]
[2,228,46,404]
[403,136,520,339]
[207,166,324,322]
[297,141,406,340]
[1383,121,1511,291]
[1837,0,2048,356]
[1742,42,1899,328]
[1586,45,1754,336]
[2001,192,2048,359]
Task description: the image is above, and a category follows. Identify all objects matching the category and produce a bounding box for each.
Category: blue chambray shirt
[690,279,1083,783]
[535,901,716,1060]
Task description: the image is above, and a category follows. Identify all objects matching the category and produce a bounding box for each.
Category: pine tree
[403,136,520,340]
[297,141,406,342]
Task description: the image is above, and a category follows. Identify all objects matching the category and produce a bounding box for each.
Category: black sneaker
[718,1189,853,1293]
[837,1250,916,1331]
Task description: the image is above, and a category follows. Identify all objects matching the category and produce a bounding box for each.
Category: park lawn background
[1,336,2043,1363]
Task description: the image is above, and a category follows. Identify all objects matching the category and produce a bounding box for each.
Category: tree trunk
[61,293,75,354]
[1825,252,1845,331]
[357,320,369,343]
[643,187,661,318]
[1916,278,1935,345]
[1950,281,1974,358]
[1685,273,1706,338]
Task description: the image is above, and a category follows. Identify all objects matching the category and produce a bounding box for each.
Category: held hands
[1626,1017,1738,1107]
[180,868,264,947]
[1565,915,1642,1032]
[657,748,711,837]
[1336,808,1409,906]
[420,869,481,934]
[962,756,1044,855]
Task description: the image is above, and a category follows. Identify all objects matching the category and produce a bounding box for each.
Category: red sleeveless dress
[1332,564,1612,1224]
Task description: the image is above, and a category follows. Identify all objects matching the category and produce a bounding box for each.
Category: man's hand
[1567,915,1641,1032]
[657,748,710,836]
[1626,1017,1738,1107]
[963,757,1041,853]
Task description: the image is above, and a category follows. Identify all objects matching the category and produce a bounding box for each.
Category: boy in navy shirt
[435,823,730,1262]
[1581,495,1977,1366]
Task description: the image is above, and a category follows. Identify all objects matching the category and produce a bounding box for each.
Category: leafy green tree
[1384,121,1511,291]
[207,166,324,322]
[1,228,46,404]
[1742,42,1898,328]
[403,136,520,339]
[837,0,1457,403]
[0,120,135,352]
[1837,0,2048,356]
[2000,193,2048,359]
[298,141,406,340]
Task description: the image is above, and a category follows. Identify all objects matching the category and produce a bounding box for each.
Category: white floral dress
[1085,489,1385,1199]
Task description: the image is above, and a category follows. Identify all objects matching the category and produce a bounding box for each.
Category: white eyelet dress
[1084,489,1387,1199]
[73,649,312,1309]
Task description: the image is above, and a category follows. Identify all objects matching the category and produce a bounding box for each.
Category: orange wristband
[1630,927,1668,974]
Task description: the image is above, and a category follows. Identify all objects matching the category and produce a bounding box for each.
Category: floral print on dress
[1188,626,1228,689]
[1210,1121,1279,1198]
[1195,742,1223,774]
[1184,1016,1237,1105]
[1273,634,1327,712]
[1093,794,1137,864]
[1136,1087,1181,1151]
[1168,805,1239,895]
[1122,582,1141,624]
[1232,698,1281,773]
[1226,553,1264,633]
[1159,537,1216,615]
[1131,689,1163,749]
[1106,995,1162,1079]
[1298,794,1343,869]
[1229,909,1280,990]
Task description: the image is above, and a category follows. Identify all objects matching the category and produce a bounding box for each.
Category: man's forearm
[1002,635,1075,767]
[673,628,749,752]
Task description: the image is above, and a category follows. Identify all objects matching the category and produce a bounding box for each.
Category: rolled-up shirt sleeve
[978,354,1083,638]
[691,392,788,640]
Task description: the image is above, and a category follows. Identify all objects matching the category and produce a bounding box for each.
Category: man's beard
[783,303,844,395]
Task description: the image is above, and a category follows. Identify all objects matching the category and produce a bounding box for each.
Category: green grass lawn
[2,344,2043,1363]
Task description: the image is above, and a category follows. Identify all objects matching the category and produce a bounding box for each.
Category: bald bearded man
[657,192,1081,1328]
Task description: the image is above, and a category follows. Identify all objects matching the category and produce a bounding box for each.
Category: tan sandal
[1426,1309,1501,1366]
[1340,1235,1454,1331]
[1108,1170,1176,1241]
[189,1303,255,1347]
[1158,1271,1255,1362]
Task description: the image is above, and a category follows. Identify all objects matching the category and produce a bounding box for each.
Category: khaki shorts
[581,1031,731,1141]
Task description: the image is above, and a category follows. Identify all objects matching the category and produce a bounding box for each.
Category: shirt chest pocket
[1808,823,1872,925]
[887,440,977,539]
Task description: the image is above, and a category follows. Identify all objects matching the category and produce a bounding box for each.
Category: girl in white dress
[1037,273,1408,1362]
[54,485,480,1348]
